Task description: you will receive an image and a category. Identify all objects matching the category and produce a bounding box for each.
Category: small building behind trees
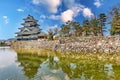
[16,15,46,40]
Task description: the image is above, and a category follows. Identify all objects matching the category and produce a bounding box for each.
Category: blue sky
[0,0,120,39]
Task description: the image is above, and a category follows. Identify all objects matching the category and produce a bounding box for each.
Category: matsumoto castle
[16,15,46,40]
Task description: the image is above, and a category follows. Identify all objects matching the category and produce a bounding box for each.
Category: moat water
[0,47,120,80]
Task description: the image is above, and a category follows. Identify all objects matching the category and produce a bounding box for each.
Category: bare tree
[47,27,59,40]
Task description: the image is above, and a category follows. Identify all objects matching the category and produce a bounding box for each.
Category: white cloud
[63,0,74,8]
[47,0,61,13]
[32,0,61,13]
[17,8,24,12]
[60,9,74,22]
[60,0,94,23]
[3,16,9,24]
[49,15,60,20]
[40,15,46,19]
[94,0,101,7]
[32,0,94,22]
[71,5,84,17]
[48,5,83,22]
[39,19,44,23]
[32,0,42,4]
[60,0,84,23]
[39,15,47,23]
[83,8,94,18]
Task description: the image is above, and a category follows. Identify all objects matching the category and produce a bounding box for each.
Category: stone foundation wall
[12,36,120,53]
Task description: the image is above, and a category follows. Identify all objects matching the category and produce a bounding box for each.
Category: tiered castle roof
[16,15,45,40]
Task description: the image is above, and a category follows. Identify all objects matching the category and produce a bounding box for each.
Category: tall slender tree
[98,13,107,36]
[60,23,71,37]
[82,20,90,36]
[110,5,120,35]
[110,14,120,35]
[90,18,101,36]
[71,22,82,37]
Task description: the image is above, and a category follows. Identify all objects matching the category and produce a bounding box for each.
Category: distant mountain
[0,38,14,42]
[7,38,15,41]
[0,40,5,42]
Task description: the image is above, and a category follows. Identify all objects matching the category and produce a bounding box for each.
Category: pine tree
[110,6,120,35]
[82,20,91,36]
[98,13,107,36]
[110,14,120,35]
[71,22,82,37]
[60,23,71,37]
[90,18,101,36]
